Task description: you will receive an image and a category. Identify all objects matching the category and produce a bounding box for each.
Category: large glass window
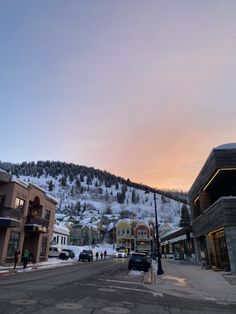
[7,231,20,257]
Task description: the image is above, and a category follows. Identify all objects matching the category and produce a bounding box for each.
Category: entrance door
[213,230,230,269]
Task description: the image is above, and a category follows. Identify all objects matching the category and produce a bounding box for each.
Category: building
[70,223,102,246]
[161,226,194,260]
[189,144,236,274]
[116,219,136,252]
[0,169,57,265]
[51,221,70,247]
[134,221,153,251]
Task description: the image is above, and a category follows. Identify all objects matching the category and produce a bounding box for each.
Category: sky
[1,0,236,191]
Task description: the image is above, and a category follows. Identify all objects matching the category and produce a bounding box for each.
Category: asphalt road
[0,258,235,314]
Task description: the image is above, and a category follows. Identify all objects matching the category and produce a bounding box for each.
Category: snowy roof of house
[54,222,70,235]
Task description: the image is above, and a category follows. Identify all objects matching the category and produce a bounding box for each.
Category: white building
[51,221,70,248]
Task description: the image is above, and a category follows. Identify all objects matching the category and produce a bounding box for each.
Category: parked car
[115,249,127,258]
[136,250,151,267]
[128,253,149,272]
[48,246,70,260]
[79,250,93,262]
[62,249,75,259]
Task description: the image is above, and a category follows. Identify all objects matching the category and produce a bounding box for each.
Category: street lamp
[146,189,164,275]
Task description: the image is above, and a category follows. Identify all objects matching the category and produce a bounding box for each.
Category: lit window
[15,198,25,211]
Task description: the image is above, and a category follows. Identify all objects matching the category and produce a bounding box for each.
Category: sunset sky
[1,1,236,191]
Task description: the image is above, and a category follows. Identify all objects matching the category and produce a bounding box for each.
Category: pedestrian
[14,248,20,269]
[22,249,29,269]
[104,250,107,259]
[100,252,103,260]
[96,252,99,261]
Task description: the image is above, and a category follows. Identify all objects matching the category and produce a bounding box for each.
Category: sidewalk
[0,258,76,276]
[145,258,236,304]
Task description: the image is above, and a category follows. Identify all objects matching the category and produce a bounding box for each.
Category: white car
[48,246,70,260]
[115,249,127,258]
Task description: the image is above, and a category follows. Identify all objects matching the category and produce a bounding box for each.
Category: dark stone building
[189,144,236,274]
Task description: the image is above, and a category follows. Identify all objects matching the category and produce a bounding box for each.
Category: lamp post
[146,189,164,275]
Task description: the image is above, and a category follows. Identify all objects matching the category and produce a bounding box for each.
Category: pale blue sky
[1,1,236,190]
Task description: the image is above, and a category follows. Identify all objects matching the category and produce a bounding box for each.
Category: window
[57,236,59,244]
[7,231,20,257]
[127,229,129,234]
[44,209,50,220]
[0,195,6,207]
[15,198,25,212]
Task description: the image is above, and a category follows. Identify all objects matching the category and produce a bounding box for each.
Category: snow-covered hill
[18,174,184,227]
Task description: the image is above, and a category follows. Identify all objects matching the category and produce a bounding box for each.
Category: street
[0,258,235,314]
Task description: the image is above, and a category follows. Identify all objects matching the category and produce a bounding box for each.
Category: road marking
[75,282,163,298]
[105,279,142,285]
[204,297,216,301]
[107,285,163,297]
[98,288,117,292]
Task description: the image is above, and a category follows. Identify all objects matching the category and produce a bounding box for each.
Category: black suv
[136,250,151,268]
[128,253,149,272]
[79,250,93,262]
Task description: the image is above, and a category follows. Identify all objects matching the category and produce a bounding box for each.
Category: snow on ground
[66,243,116,258]
[0,243,117,275]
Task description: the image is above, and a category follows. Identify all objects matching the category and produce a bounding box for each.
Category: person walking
[96,252,99,261]
[100,252,103,260]
[104,250,107,259]
[22,249,29,269]
[14,248,20,269]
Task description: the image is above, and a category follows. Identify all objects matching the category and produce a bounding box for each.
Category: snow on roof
[215,143,236,150]
[0,168,8,174]
[46,193,58,204]
[11,176,29,188]
[54,222,70,235]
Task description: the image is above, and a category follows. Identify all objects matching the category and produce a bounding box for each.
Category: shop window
[7,231,20,257]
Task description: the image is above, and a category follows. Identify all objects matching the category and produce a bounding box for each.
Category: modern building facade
[0,169,57,265]
[161,226,194,260]
[189,144,236,274]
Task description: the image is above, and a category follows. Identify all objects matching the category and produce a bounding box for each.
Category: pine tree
[131,189,136,204]
[180,204,190,227]
[48,180,54,192]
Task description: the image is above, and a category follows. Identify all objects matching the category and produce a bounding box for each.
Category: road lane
[0,258,235,314]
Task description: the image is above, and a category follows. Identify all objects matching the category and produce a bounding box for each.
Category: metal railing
[25,215,49,228]
[0,207,21,221]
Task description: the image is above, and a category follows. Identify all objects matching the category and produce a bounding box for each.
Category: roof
[215,143,236,150]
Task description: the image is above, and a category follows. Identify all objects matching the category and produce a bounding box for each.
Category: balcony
[24,215,49,233]
[136,234,152,241]
[0,207,21,228]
